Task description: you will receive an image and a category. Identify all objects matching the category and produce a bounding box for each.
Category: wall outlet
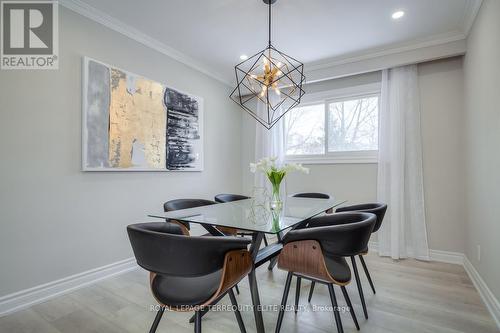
[477,245,481,262]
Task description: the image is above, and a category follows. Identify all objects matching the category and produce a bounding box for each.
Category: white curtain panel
[377,65,430,260]
[254,100,286,190]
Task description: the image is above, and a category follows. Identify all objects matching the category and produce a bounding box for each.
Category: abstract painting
[82,57,203,171]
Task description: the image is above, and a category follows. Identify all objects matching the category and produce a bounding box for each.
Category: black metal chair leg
[295,276,301,313]
[189,307,209,323]
[351,256,368,319]
[359,255,376,294]
[189,290,229,324]
[194,310,202,333]
[308,281,315,302]
[341,286,360,331]
[228,288,246,333]
[149,306,165,333]
[235,284,240,295]
[263,235,269,246]
[328,284,344,333]
[275,272,293,333]
[268,256,278,271]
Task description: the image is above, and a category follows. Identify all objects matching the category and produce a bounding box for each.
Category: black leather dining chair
[163,199,216,235]
[335,203,387,293]
[292,192,332,214]
[127,222,252,333]
[308,203,387,319]
[275,212,376,333]
[164,198,243,294]
[214,194,250,203]
[292,192,330,199]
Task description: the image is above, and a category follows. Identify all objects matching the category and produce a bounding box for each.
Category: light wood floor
[1,253,498,333]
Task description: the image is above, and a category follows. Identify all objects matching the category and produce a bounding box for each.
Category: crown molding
[305,31,466,73]
[59,0,232,86]
[304,34,466,83]
[462,0,483,36]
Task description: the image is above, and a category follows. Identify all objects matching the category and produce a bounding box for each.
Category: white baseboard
[429,249,465,265]
[463,257,500,329]
[0,257,138,317]
[368,241,464,265]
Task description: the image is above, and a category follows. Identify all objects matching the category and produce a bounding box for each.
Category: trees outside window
[284,93,379,163]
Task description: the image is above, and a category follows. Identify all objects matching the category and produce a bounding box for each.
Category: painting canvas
[82,57,203,171]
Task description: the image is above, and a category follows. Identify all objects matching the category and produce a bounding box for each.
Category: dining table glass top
[148,196,345,234]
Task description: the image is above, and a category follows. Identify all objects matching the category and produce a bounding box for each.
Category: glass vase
[270,181,283,210]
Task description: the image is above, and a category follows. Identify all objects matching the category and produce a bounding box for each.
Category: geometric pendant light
[230,0,305,130]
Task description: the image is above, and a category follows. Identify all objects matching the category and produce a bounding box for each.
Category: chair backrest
[163,199,216,212]
[127,222,250,277]
[336,203,387,232]
[214,194,250,203]
[284,212,376,257]
[292,192,330,199]
[290,192,332,229]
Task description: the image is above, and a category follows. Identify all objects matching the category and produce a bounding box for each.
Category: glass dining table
[148,195,345,333]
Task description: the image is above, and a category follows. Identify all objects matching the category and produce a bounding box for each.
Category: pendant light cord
[268,1,272,46]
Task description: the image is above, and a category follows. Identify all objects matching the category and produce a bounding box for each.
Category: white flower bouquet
[250,157,309,208]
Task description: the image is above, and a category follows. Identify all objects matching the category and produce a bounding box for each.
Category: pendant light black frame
[230,0,305,130]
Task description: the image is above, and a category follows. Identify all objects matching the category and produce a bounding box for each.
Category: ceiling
[65,0,480,84]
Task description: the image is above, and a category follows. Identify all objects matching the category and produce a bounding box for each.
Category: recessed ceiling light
[392,10,405,20]
[240,54,248,60]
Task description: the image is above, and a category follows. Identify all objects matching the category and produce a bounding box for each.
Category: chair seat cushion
[324,255,351,284]
[151,270,222,307]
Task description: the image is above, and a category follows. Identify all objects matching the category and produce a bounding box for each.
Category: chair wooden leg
[295,276,301,313]
[149,307,164,333]
[341,286,360,331]
[194,311,202,333]
[308,281,315,302]
[359,255,376,294]
[228,288,246,333]
[328,284,344,333]
[275,272,293,333]
[235,284,240,295]
[351,256,368,319]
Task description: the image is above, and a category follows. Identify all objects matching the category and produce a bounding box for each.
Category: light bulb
[260,87,267,97]
[392,11,405,20]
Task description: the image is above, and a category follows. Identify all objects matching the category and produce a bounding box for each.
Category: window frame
[284,83,381,164]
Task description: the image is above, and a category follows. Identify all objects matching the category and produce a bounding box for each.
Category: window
[284,103,325,155]
[284,86,380,163]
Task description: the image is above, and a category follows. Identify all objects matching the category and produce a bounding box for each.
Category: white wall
[241,57,465,253]
[0,8,242,297]
[463,0,500,300]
